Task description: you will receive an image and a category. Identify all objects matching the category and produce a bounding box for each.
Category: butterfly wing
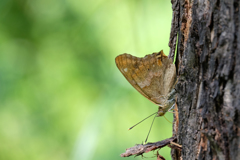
[115,50,176,105]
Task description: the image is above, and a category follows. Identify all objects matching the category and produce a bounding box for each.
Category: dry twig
[121,137,180,157]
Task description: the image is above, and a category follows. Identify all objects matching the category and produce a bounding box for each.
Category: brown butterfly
[115,50,177,117]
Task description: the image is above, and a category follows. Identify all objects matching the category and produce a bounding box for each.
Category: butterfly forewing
[115,53,152,101]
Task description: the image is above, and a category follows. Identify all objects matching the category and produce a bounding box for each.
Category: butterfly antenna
[144,113,158,144]
[163,115,173,124]
[128,112,158,130]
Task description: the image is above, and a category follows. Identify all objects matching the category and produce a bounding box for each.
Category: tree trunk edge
[170,0,240,160]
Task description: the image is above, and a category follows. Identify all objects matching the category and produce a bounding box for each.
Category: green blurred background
[0,0,173,160]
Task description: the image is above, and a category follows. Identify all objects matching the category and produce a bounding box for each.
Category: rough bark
[169,0,240,159]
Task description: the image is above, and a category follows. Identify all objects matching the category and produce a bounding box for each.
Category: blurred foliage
[0,0,173,160]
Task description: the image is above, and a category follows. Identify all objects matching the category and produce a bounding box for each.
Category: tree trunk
[169,0,240,159]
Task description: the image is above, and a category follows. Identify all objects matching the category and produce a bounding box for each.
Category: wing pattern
[115,50,176,105]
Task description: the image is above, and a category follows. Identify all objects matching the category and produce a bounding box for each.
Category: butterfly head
[157,107,166,116]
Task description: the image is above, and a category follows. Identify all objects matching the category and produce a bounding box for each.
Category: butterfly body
[115,50,177,116]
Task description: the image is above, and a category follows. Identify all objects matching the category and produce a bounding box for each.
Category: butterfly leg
[165,89,177,113]
[168,88,176,99]
[160,97,175,114]
[168,103,176,112]
[166,100,176,113]
[157,88,177,116]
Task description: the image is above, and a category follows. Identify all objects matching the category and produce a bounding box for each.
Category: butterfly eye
[157,110,165,116]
